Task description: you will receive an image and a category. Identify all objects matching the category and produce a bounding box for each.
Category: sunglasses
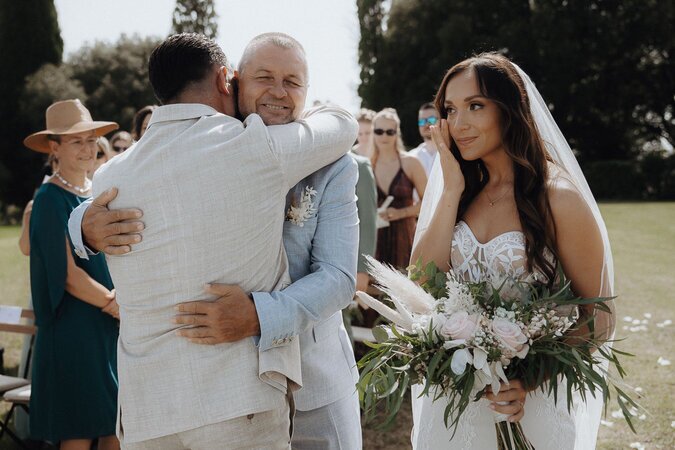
[374,128,397,136]
[113,145,129,152]
[418,117,439,126]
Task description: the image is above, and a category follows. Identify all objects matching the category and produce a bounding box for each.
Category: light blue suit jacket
[252,154,359,411]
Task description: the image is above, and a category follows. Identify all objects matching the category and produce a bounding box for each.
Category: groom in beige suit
[80,33,357,449]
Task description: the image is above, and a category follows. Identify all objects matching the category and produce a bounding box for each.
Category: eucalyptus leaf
[372,325,391,343]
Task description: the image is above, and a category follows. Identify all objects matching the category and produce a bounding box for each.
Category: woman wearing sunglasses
[368,108,427,271]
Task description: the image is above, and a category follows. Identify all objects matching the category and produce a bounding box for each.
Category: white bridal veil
[412,62,615,449]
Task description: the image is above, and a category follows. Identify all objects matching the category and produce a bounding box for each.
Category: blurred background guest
[23,99,120,450]
[409,102,440,177]
[109,131,133,155]
[369,108,427,270]
[18,201,32,256]
[352,108,375,158]
[90,136,113,178]
[131,104,157,140]
[352,152,377,293]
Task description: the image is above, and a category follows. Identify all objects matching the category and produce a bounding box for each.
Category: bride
[409,53,616,449]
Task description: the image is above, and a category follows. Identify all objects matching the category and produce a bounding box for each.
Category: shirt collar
[146,103,223,128]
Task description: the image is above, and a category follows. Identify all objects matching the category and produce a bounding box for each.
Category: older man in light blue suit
[172,38,362,448]
[179,157,361,450]
[176,35,362,448]
[256,154,361,448]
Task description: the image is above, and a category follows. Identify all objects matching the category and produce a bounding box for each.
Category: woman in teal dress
[24,99,120,450]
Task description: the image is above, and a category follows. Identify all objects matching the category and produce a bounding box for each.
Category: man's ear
[216,66,232,96]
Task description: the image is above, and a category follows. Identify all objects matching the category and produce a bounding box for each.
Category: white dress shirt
[408,141,437,177]
[90,103,357,443]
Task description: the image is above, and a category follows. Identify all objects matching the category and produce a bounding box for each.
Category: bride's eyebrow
[444,94,486,106]
[464,94,487,101]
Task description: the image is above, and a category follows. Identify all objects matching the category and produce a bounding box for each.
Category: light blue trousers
[292,391,362,450]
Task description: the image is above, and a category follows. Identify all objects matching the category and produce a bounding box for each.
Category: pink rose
[441,311,478,340]
[492,318,528,351]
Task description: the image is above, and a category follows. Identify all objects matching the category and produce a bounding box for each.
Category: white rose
[492,318,528,353]
[441,311,479,340]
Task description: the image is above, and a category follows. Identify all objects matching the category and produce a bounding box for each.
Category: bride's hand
[485,379,527,423]
[431,119,464,194]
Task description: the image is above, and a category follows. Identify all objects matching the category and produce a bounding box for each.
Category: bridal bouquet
[356,256,637,449]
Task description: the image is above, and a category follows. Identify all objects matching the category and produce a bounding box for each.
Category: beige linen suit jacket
[91,103,357,443]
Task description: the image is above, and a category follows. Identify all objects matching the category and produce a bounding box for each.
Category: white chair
[0,307,35,449]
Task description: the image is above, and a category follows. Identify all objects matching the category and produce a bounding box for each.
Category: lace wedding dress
[411,220,577,450]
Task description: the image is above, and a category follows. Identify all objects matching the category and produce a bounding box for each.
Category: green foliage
[357,0,675,161]
[526,0,674,162]
[0,0,63,207]
[583,156,675,200]
[584,161,644,200]
[66,35,161,129]
[0,0,63,105]
[661,156,675,199]
[356,0,386,104]
[19,64,87,135]
[408,258,449,299]
[640,151,675,199]
[358,261,638,438]
[171,0,218,39]
[7,34,162,208]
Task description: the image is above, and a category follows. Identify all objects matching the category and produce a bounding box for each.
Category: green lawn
[1,203,673,448]
[0,226,30,372]
[595,203,675,450]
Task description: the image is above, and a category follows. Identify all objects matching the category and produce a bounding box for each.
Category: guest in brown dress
[355,108,427,328]
[369,108,427,269]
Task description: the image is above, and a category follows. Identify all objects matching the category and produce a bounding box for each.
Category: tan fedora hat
[24,99,119,153]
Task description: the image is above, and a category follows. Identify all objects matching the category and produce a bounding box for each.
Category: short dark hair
[419,102,436,112]
[148,33,230,104]
[132,105,157,139]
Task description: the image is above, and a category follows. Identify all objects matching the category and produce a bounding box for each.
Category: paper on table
[376,195,395,229]
[0,305,22,324]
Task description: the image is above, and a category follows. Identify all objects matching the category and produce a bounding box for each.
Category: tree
[356,0,386,106]
[8,34,161,209]
[67,35,161,129]
[19,64,87,136]
[527,0,675,160]
[171,0,219,39]
[0,0,63,208]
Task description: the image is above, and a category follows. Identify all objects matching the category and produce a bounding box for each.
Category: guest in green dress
[24,99,120,450]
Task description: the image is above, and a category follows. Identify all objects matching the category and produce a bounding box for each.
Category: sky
[54,0,363,111]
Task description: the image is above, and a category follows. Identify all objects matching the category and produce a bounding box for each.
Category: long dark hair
[434,52,558,281]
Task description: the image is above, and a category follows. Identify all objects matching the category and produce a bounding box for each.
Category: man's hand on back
[174,284,261,345]
[83,188,144,254]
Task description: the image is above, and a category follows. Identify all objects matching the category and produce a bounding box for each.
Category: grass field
[1,202,673,449]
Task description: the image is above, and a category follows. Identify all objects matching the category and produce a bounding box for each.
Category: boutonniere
[286,186,317,227]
